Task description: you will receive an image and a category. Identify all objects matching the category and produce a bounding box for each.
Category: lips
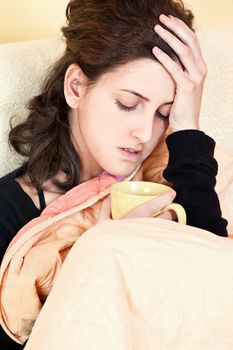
[123,148,141,153]
[119,147,143,161]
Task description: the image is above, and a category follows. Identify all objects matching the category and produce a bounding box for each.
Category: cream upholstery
[197,25,233,151]
[0,37,65,177]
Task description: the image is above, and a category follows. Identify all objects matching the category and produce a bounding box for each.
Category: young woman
[0,0,228,347]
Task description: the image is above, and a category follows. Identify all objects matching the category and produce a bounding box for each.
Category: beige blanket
[24,218,233,350]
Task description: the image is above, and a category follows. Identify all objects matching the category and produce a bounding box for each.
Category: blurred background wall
[0,0,233,43]
[0,0,67,43]
[186,0,233,27]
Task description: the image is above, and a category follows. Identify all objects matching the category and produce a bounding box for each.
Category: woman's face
[69,58,175,181]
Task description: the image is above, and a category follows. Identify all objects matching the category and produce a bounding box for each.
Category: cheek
[153,118,169,137]
[148,119,168,151]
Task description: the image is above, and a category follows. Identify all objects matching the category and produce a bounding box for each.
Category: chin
[106,165,139,178]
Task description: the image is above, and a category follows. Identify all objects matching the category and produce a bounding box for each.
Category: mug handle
[154,203,186,225]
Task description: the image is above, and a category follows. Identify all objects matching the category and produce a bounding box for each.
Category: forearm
[163,130,228,236]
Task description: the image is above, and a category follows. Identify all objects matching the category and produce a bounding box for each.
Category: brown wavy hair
[9,0,194,191]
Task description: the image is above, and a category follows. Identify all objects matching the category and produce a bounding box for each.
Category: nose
[131,116,154,143]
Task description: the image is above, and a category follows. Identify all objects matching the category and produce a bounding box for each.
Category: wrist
[170,123,200,133]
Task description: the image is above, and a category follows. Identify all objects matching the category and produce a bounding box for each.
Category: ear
[64,63,88,108]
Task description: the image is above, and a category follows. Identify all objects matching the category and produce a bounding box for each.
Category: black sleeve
[163,130,228,237]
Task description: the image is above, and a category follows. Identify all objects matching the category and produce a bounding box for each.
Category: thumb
[97,196,112,222]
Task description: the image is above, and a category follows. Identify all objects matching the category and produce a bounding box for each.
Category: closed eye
[115,100,137,112]
[156,110,169,121]
[116,100,169,120]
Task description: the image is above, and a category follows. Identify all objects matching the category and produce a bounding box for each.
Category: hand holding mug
[97,181,186,225]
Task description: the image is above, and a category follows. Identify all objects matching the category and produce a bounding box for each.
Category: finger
[156,209,177,221]
[154,24,201,77]
[152,46,193,89]
[158,14,207,74]
[122,190,176,219]
[97,197,112,222]
[156,210,174,221]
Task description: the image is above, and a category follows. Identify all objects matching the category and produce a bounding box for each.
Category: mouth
[119,147,143,161]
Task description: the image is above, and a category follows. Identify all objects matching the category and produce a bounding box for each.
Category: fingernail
[153,47,162,55]
[170,189,176,197]
[154,24,163,32]
[160,14,168,21]
[168,189,176,198]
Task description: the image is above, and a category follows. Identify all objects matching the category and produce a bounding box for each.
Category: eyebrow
[119,89,173,105]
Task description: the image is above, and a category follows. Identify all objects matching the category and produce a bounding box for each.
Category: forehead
[97,58,175,102]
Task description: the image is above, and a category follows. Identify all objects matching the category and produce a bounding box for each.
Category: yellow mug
[110,181,186,224]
